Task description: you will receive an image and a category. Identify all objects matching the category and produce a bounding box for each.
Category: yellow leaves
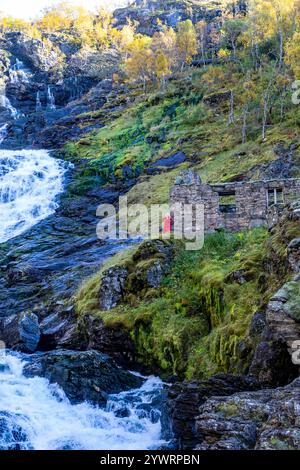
[242,79,258,102]
[202,66,226,87]
[155,51,172,80]
[285,31,300,77]
[176,19,197,65]
[248,0,297,40]
[218,48,231,60]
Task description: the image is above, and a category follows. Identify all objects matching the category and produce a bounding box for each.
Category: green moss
[281,278,300,321]
[66,60,300,379]
[76,228,283,379]
[64,66,299,199]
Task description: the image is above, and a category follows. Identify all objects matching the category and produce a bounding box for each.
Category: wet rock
[99,266,128,311]
[98,240,175,311]
[151,151,186,168]
[84,315,137,368]
[4,32,64,74]
[0,312,40,353]
[167,374,260,449]
[23,350,143,405]
[39,310,80,351]
[5,263,42,285]
[194,378,300,450]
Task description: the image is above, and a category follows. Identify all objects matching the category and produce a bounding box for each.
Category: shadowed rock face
[249,202,300,387]
[0,312,40,353]
[0,32,121,150]
[114,0,226,36]
[167,374,261,449]
[23,349,144,405]
[195,378,300,450]
[98,240,175,312]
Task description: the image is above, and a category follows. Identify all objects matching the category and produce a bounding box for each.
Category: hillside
[0,0,299,451]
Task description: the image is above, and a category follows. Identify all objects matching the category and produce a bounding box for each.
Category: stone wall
[170,171,300,232]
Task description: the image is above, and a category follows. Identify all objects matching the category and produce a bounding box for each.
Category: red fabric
[163,214,172,233]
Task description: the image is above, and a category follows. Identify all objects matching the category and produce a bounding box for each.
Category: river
[0,147,167,450]
[0,352,166,450]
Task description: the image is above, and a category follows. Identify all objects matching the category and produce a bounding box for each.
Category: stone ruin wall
[170,171,300,232]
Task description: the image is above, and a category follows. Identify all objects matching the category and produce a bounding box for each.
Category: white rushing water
[47,86,56,110]
[0,353,166,450]
[0,94,19,119]
[9,58,31,84]
[0,149,66,243]
[0,124,8,144]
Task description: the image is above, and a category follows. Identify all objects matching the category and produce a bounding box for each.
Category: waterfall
[0,92,19,119]
[36,91,42,112]
[0,124,8,145]
[0,352,166,450]
[9,58,30,84]
[47,86,56,110]
[0,149,66,242]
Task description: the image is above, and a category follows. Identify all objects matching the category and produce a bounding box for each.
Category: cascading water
[0,352,166,450]
[0,149,66,242]
[0,60,168,451]
[0,124,8,144]
[47,86,56,110]
[36,91,42,112]
[9,58,30,84]
[0,92,19,119]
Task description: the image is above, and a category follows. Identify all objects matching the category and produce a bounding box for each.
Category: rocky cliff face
[0,31,120,149]
[114,0,243,36]
[249,202,300,387]
[167,201,300,449]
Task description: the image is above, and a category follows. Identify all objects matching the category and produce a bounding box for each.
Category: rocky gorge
[0,0,299,452]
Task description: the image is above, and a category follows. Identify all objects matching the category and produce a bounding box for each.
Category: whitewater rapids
[0,353,166,450]
[0,149,66,243]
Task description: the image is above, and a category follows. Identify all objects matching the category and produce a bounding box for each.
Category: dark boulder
[83,315,137,369]
[0,312,40,353]
[23,349,143,405]
[195,378,300,450]
[167,374,260,449]
[151,151,186,169]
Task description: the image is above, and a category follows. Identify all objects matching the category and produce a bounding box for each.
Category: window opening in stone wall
[218,190,237,213]
[267,188,284,207]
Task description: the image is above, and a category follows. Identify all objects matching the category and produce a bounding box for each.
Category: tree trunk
[242,105,248,144]
[279,29,284,68]
[262,96,268,140]
[229,90,235,124]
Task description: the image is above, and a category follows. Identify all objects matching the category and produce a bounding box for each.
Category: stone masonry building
[170,170,300,232]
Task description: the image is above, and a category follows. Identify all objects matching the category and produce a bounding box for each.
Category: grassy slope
[64,67,300,203]
[75,216,299,380]
[65,66,300,379]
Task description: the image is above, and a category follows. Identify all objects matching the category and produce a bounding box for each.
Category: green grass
[76,227,290,379]
[65,63,300,379]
